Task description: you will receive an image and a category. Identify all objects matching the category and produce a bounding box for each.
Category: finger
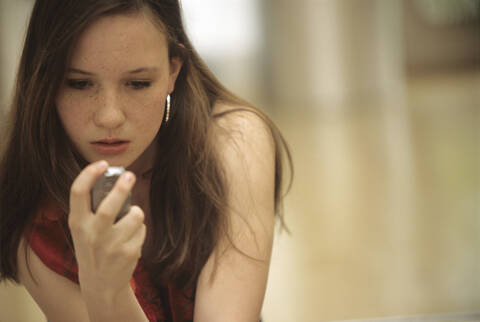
[69,161,109,221]
[113,206,145,242]
[132,223,147,251]
[123,223,147,259]
[95,171,136,226]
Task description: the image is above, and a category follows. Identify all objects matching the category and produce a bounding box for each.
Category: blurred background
[0,0,479,321]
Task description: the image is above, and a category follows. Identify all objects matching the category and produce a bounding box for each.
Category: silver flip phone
[91,166,131,222]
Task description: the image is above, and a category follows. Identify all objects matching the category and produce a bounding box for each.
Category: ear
[168,56,183,94]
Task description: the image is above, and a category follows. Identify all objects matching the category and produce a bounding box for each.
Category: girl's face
[56,12,182,173]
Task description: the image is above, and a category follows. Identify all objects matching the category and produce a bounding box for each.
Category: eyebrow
[127,67,159,74]
[68,68,94,75]
[67,67,159,75]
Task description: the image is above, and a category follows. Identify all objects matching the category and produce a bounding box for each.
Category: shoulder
[209,101,276,221]
[194,102,276,320]
[17,237,90,320]
[22,199,78,282]
[211,102,275,164]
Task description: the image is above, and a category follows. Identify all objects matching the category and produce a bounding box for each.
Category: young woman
[0,0,291,321]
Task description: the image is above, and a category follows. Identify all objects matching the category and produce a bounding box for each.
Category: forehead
[69,12,168,68]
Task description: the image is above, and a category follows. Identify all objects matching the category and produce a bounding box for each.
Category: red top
[27,200,194,322]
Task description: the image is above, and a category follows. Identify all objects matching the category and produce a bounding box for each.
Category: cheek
[56,93,90,136]
[131,94,166,129]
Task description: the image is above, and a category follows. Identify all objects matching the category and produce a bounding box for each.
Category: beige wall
[262,0,479,320]
[0,0,32,114]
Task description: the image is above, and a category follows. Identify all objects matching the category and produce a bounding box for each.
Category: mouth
[93,139,129,145]
[91,139,130,155]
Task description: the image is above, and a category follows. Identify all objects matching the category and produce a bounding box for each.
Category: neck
[127,141,156,179]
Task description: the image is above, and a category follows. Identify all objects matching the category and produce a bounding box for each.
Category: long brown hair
[0,0,292,290]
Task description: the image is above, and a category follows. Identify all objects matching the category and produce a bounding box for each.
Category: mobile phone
[91,166,131,222]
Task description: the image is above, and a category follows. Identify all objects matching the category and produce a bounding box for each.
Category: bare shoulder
[17,238,89,321]
[195,102,276,321]
[210,101,276,230]
[211,102,275,161]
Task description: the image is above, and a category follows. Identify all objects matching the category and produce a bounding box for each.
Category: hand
[68,161,146,300]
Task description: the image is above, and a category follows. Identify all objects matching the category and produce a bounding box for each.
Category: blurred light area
[180,0,264,105]
[181,0,261,59]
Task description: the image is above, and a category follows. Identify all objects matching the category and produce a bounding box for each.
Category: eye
[66,79,92,90]
[127,80,151,90]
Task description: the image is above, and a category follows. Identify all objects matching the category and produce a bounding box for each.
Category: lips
[91,138,130,155]
[94,138,128,144]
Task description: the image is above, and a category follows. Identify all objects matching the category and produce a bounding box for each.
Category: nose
[93,88,126,130]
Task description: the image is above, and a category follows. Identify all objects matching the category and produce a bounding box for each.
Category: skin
[56,11,182,176]
[18,11,275,322]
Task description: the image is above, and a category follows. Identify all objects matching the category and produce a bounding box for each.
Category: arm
[18,238,90,322]
[18,239,145,322]
[194,109,276,322]
[18,161,149,322]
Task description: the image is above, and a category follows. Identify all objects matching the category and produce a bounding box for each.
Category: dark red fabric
[27,201,194,322]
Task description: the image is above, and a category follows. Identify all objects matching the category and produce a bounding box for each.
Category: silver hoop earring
[165,94,171,123]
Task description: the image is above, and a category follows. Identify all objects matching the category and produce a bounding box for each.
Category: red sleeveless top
[27,201,194,322]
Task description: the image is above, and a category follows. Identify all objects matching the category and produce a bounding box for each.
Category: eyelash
[126,80,151,90]
[66,79,92,90]
[65,79,152,90]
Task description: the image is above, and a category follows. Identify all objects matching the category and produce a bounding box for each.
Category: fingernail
[123,172,135,183]
[97,160,108,169]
